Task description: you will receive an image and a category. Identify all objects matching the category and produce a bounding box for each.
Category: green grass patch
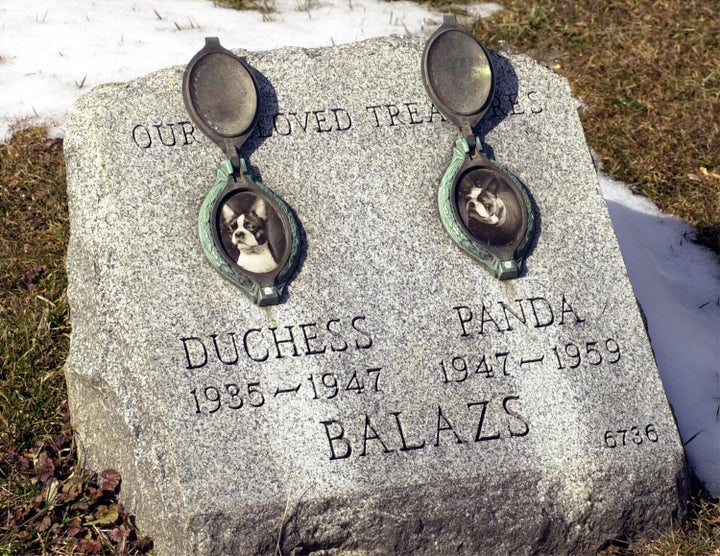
[0,126,69,456]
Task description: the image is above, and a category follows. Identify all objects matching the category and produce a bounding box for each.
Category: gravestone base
[65,35,688,555]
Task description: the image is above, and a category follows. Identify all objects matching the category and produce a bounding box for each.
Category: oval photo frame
[421,18,495,131]
[183,37,259,152]
[438,138,534,280]
[198,160,301,306]
[454,166,527,249]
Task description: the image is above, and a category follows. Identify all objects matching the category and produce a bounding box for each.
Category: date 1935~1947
[190,367,382,415]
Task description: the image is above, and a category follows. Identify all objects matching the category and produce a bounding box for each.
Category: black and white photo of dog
[465,180,508,228]
[457,170,523,247]
[220,194,280,274]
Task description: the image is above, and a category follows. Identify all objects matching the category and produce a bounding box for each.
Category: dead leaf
[21,262,43,288]
[78,538,103,554]
[85,504,119,526]
[62,474,84,501]
[35,514,53,532]
[35,452,54,482]
[99,468,121,492]
[67,517,83,537]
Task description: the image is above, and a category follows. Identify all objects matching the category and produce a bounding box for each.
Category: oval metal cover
[183,38,259,147]
[423,22,494,126]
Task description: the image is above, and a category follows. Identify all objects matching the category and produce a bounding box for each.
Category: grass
[0,128,152,554]
[1,0,719,554]
[472,0,720,252]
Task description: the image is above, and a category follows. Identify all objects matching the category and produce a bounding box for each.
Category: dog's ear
[221,204,237,227]
[485,177,501,196]
[251,197,268,221]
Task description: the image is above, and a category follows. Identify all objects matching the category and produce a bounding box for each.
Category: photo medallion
[422,16,535,279]
[183,37,301,305]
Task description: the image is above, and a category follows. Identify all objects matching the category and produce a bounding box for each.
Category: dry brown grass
[1,0,719,553]
[474,0,720,252]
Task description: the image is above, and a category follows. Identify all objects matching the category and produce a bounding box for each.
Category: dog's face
[223,198,268,253]
[230,211,267,251]
[466,185,506,226]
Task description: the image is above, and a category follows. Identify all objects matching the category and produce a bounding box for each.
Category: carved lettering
[243,328,269,362]
[365,101,447,128]
[180,337,208,369]
[326,319,349,352]
[132,121,198,149]
[299,323,327,356]
[321,396,529,461]
[180,316,375,367]
[351,316,373,350]
[454,295,585,337]
[435,405,464,446]
[210,333,240,365]
[488,92,545,120]
[559,294,585,325]
[332,108,352,131]
[321,420,352,460]
[132,124,152,149]
[360,414,394,456]
[269,326,300,359]
[153,123,176,146]
[467,401,500,442]
[134,89,543,148]
[259,107,354,137]
[135,91,543,148]
[390,411,425,451]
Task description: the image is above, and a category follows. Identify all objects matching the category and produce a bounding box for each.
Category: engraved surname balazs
[320,395,529,461]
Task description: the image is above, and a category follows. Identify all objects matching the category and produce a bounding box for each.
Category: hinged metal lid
[421,15,494,140]
[182,37,259,167]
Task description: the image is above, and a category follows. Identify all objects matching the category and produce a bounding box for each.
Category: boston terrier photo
[465,179,508,228]
[221,196,279,274]
[459,172,521,247]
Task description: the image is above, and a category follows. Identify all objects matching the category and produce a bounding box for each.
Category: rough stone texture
[64,36,688,555]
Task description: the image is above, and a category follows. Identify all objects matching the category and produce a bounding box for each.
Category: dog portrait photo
[217,191,286,275]
[456,168,524,247]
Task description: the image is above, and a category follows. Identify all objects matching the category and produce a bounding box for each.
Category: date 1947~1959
[604,424,658,448]
[439,338,622,383]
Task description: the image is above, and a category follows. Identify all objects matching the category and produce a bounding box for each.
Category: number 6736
[604,424,658,448]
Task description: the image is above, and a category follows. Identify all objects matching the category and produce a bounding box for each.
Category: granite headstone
[64,35,688,555]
